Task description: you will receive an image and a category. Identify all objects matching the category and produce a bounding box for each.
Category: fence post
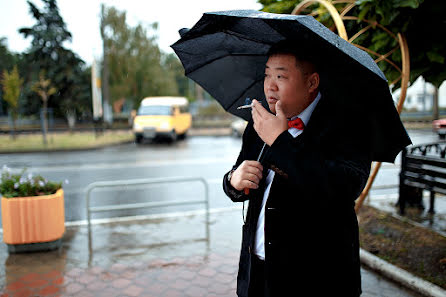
[398,147,407,215]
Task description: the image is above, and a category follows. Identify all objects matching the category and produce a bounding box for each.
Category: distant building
[393,77,446,111]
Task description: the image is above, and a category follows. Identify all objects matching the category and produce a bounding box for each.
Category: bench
[398,142,446,215]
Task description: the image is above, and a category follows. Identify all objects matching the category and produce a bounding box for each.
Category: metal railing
[85,176,210,249]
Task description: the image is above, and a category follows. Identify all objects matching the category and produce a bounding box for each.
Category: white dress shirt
[254,92,322,260]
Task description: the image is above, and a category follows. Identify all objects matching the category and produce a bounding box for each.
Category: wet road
[1,129,440,223]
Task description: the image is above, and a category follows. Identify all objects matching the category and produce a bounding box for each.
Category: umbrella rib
[226,78,263,112]
[185,53,266,76]
[223,29,276,47]
[182,27,274,76]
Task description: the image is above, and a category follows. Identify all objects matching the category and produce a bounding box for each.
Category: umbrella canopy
[171,10,411,162]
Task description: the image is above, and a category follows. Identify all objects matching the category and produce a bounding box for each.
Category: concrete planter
[1,189,65,253]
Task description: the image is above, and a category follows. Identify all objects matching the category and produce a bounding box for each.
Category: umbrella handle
[244,188,250,195]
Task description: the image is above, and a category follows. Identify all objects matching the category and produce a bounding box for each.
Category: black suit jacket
[223,94,371,297]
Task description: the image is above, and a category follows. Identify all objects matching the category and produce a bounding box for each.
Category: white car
[432,119,446,139]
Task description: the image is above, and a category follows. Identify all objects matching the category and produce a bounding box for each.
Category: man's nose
[265,79,278,91]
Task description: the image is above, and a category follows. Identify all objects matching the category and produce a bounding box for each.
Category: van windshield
[138,105,172,116]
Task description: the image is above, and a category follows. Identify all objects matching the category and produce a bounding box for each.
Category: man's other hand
[230,160,263,191]
[252,99,288,146]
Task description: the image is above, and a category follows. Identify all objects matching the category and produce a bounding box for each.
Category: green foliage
[101,5,182,108]
[19,0,91,118]
[0,38,20,114]
[0,38,18,75]
[32,71,57,102]
[1,66,23,112]
[163,53,192,99]
[1,65,23,137]
[259,0,446,88]
[0,166,62,198]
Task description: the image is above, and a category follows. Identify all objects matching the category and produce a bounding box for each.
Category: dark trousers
[248,254,269,297]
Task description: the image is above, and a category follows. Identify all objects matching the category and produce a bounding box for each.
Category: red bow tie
[288,117,305,130]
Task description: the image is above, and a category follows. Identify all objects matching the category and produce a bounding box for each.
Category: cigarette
[237,103,254,110]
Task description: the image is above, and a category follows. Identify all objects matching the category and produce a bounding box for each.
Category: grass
[0,130,134,153]
[358,205,446,289]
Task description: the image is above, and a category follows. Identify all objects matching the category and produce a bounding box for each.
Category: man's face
[264,53,314,118]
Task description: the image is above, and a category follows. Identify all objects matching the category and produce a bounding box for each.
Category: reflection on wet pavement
[1,211,240,296]
[0,210,423,296]
[367,193,446,236]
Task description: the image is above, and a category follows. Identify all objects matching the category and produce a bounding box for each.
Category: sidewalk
[0,209,424,297]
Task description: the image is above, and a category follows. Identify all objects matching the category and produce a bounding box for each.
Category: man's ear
[307,72,320,93]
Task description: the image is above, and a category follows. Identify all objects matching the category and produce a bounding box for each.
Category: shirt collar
[290,91,321,126]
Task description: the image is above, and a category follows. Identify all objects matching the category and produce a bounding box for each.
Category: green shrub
[0,166,63,198]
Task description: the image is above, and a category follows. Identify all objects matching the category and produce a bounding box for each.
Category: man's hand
[252,99,288,146]
[230,160,263,191]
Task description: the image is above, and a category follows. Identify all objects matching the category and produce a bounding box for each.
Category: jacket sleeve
[222,122,255,202]
[263,130,371,203]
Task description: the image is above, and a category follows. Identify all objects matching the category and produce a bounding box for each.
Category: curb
[0,140,135,154]
[0,129,233,154]
[360,248,446,297]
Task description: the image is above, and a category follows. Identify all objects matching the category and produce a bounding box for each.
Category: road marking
[65,205,244,228]
[0,205,244,233]
[6,157,236,173]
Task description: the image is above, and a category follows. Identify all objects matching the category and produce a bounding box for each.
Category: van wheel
[170,131,177,143]
[135,135,143,144]
[178,132,187,140]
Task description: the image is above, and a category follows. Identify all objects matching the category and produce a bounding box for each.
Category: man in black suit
[223,48,371,296]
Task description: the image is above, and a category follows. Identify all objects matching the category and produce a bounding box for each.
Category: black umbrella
[171,10,411,162]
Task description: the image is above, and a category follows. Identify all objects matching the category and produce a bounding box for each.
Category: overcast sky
[0,0,262,65]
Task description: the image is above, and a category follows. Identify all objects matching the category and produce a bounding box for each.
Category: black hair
[267,41,319,74]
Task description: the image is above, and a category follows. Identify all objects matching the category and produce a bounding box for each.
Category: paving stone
[163,289,183,297]
[38,284,61,296]
[123,284,145,297]
[177,270,197,281]
[185,285,208,297]
[43,270,63,280]
[78,274,96,284]
[18,272,40,283]
[26,278,48,289]
[111,278,131,289]
[9,288,33,297]
[5,281,26,292]
[209,282,232,295]
[65,282,84,294]
[86,280,107,291]
[134,274,155,286]
[66,267,83,278]
[217,264,238,275]
[89,266,105,275]
[145,282,166,295]
[52,276,64,285]
[198,267,217,277]
[0,211,426,297]
[215,273,235,284]
[171,279,190,290]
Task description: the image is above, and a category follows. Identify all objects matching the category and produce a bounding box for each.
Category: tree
[164,53,192,99]
[19,0,91,123]
[100,5,180,109]
[0,38,17,74]
[32,72,56,146]
[0,38,20,115]
[1,66,23,138]
[259,0,446,89]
